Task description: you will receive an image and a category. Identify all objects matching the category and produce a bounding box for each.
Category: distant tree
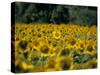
[68,6,97,25]
[50,6,69,24]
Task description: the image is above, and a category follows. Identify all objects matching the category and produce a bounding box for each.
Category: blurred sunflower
[52,31,61,39]
[20,61,34,71]
[16,40,28,53]
[58,47,70,57]
[50,47,59,57]
[38,44,51,56]
[45,56,57,71]
[27,50,40,63]
[32,38,41,50]
[85,58,97,68]
[86,45,94,52]
[56,56,72,70]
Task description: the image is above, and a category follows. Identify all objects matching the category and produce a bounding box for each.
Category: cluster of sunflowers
[12,23,97,73]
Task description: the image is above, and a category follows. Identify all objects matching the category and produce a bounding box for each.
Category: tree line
[14,2,97,25]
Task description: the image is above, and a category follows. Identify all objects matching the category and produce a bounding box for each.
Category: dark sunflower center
[62,62,70,70]
[23,52,28,59]
[87,46,93,52]
[33,56,39,62]
[19,41,27,49]
[70,40,76,45]
[61,50,66,56]
[60,49,70,56]
[41,46,49,54]
[38,33,41,37]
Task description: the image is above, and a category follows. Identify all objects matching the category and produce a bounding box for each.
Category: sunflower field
[11,23,97,73]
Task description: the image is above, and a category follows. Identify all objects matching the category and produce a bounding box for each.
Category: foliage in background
[14,2,97,25]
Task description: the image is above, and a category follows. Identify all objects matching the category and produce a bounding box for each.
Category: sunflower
[32,38,41,50]
[38,44,51,56]
[51,39,58,48]
[15,51,22,66]
[45,56,57,71]
[16,40,28,54]
[56,56,72,70]
[85,58,97,68]
[15,59,21,67]
[52,30,61,39]
[84,44,95,55]
[69,38,76,46]
[91,51,97,58]
[39,37,48,44]
[58,47,70,57]
[20,61,34,71]
[86,45,94,52]
[27,49,40,63]
[50,47,58,57]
